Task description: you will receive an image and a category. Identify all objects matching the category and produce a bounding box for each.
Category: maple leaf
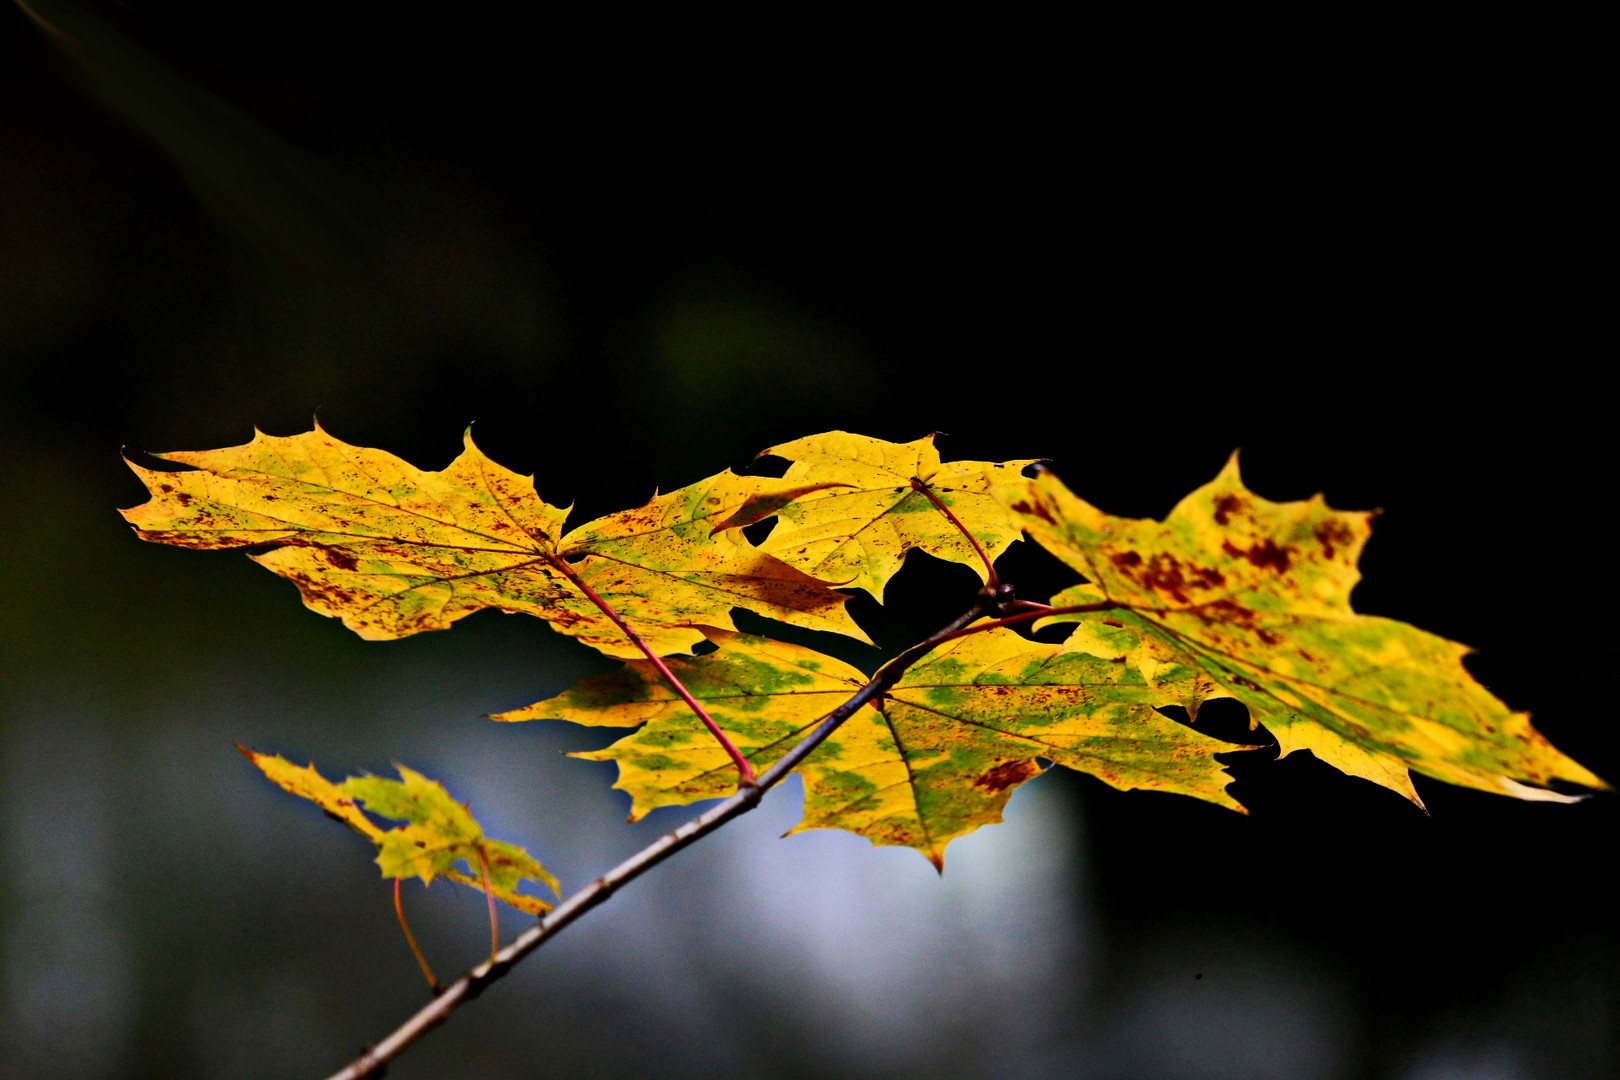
[120,424,868,658]
[558,474,871,654]
[997,456,1608,807]
[497,627,1245,866]
[241,748,559,914]
[717,431,1038,601]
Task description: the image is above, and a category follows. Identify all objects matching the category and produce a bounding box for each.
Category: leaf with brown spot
[998,456,1608,807]
[558,473,871,654]
[499,626,1246,867]
[121,424,866,658]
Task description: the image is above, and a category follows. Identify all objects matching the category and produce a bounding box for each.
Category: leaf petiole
[911,477,998,587]
[393,878,441,994]
[474,846,500,965]
[544,554,758,787]
[931,600,1121,647]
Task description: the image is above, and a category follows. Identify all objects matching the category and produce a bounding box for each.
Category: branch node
[982,581,1017,613]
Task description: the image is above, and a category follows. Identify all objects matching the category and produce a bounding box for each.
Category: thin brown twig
[392,879,441,994]
[474,846,499,964]
[911,477,998,586]
[324,594,998,1080]
[930,600,1121,646]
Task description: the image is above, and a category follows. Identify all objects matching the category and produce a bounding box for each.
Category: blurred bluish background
[2,5,1615,1078]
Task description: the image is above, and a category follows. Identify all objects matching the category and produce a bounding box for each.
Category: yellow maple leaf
[718,431,1037,601]
[121,424,867,658]
[997,456,1607,807]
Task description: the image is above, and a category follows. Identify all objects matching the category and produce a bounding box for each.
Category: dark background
[2,4,1613,1078]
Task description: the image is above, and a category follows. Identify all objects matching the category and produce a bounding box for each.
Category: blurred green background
[2,5,1615,1078]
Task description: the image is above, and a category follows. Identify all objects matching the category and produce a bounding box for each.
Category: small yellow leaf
[241,748,558,914]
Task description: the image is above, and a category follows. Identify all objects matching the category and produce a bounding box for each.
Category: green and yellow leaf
[500,627,1246,866]
[122,424,865,658]
[718,431,1037,601]
[558,472,871,654]
[240,747,558,914]
[998,456,1607,806]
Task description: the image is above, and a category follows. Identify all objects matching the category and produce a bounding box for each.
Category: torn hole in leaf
[740,519,774,545]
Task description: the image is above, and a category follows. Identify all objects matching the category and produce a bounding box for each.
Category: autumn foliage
[121,425,1605,1072]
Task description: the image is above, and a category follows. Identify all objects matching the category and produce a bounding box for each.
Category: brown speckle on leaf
[972,760,1038,793]
[311,582,368,608]
[1314,521,1355,560]
[1222,539,1291,572]
[1137,553,1207,604]
[1213,493,1243,526]
[1009,499,1054,524]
